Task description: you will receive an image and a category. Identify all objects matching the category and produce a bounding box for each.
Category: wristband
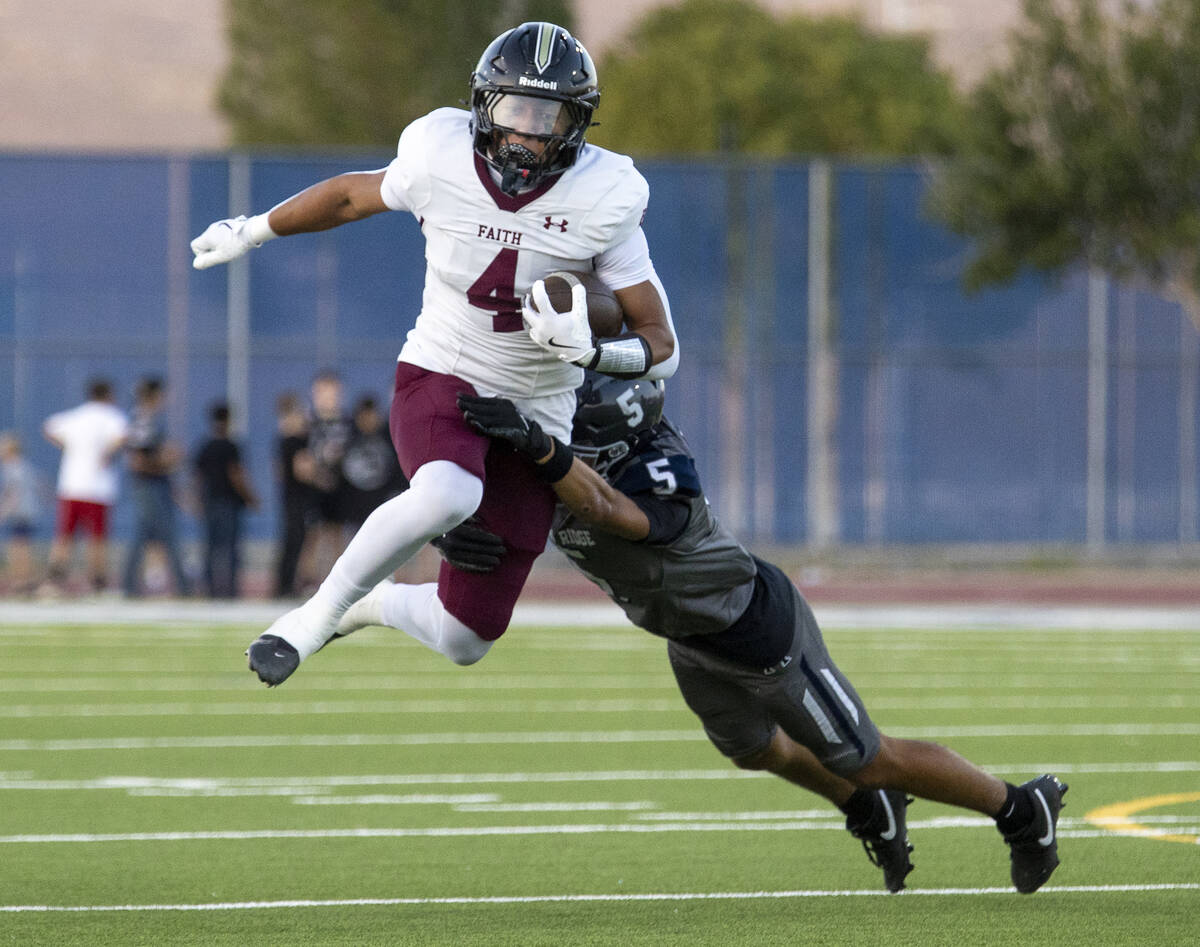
[244,213,278,246]
[534,438,574,483]
[580,333,651,379]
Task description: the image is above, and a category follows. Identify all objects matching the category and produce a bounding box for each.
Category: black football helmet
[571,373,665,474]
[469,22,599,195]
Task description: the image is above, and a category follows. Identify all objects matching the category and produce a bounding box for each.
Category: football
[538,270,625,338]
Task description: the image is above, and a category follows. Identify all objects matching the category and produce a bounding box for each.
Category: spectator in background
[273,391,312,598]
[0,432,43,595]
[302,370,354,583]
[121,376,191,598]
[340,394,409,529]
[193,401,259,598]
[41,378,129,595]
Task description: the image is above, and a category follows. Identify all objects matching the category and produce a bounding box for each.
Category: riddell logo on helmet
[518,76,559,90]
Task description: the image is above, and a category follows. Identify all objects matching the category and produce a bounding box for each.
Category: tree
[588,0,962,157]
[220,0,572,146]
[931,0,1200,329]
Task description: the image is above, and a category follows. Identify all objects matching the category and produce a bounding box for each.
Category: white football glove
[190,214,275,270]
[522,280,596,364]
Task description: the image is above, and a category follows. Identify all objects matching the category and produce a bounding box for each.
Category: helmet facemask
[572,439,632,476]
[475,90,587,195]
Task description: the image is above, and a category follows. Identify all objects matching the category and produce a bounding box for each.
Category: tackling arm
[536,444,651,541]
[457,393,651,541]
[434,443,649,573]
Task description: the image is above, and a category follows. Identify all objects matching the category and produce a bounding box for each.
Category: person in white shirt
[42,378,129,594]
[191,22,680,686]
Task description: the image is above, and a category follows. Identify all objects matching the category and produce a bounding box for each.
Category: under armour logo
[543,216,569,232]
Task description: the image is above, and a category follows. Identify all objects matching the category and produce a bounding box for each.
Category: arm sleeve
[630,493,691,544]
[581,162,649,256]
[594,227,654,291]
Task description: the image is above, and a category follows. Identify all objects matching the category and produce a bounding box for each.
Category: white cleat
[334,578,395,639]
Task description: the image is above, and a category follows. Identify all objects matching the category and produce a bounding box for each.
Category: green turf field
[0,611,1197,945]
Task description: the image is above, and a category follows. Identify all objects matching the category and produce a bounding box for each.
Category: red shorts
[56,499,110,538]
[390,362,557,640]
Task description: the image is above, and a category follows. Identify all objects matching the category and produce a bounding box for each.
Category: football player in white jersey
[190,22,679,685]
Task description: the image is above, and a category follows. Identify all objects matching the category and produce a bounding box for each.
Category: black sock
[839,787,880,830]
[994,782,1034,834]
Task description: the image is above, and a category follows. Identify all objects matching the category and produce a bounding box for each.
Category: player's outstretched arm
[191,170,389,270]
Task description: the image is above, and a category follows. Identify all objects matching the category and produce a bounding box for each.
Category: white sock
[311,460,482,613]
[378,582,493,666]
[285,461,483,657]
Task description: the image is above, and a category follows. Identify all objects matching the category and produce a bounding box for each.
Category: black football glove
[430,518,506,574]
[457,394,551,459]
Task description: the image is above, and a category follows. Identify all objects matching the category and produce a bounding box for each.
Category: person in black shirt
[304,371,354,579]
[193,402,259,598]
[340,395,409,528]
[273,392,312,598]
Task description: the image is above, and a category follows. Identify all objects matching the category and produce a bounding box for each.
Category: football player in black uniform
[339,375,1068,895]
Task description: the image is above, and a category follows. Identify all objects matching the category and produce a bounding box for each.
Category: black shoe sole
[246,634,300,687]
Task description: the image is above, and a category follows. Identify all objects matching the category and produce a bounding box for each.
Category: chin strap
[495,142,540,196]
[499,164,530,196]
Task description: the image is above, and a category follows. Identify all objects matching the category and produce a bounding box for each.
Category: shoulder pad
[575,153,649,250]
[612,449,701,498]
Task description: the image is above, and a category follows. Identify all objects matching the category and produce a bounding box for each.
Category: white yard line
[3,883,1199,913]
[0,819,1195,845]
[2,599,1200,630]
[3,693,1197,718]
[0,698,686,718]
[2,761,1193,795]
[0,770,765,792]
[0,675,678,693]
[2,722,1198,753]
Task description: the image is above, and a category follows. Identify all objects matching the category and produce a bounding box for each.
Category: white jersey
[43,401,129,505]
[380,108,655,402]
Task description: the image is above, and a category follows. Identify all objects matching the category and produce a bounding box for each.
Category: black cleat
[848,789,915,893]
[1002,774,1067,893]
[246,634,300,687]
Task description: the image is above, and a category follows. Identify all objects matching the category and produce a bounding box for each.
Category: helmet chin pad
[495,141,539,170]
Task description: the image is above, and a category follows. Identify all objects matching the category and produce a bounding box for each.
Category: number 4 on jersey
[468,247,524,332]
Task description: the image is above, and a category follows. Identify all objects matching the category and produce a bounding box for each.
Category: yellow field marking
[1085,792,1200,845]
